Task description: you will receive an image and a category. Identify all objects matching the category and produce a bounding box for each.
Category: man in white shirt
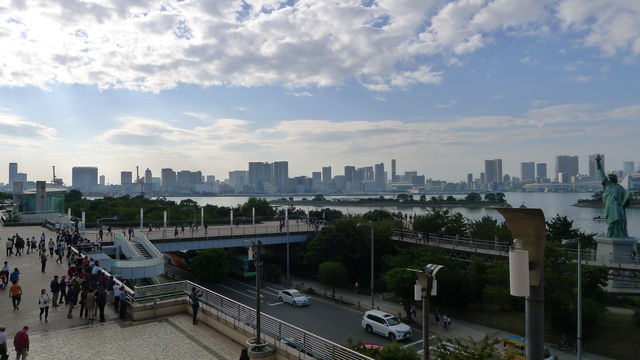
[5,239,13,257]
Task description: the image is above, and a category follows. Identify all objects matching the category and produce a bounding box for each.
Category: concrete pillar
[201,207,204,229]
[163,210,167,239]
[36,181,46,214]
[82,211,86,236]
[140,208,144,230]
[68,208,71,218]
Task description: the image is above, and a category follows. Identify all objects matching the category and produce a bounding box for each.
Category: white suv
[361,310,412,341]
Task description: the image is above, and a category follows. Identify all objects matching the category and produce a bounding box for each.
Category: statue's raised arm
[596,154,609,186]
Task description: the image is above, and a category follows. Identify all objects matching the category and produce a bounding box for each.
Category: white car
[361,310,412,341]
[277,289,310,307]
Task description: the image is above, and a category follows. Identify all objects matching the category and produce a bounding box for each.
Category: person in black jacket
[96,286,107,322]
[50,276,61,307]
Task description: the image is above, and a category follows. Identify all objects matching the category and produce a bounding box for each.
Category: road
[165,264,434,350]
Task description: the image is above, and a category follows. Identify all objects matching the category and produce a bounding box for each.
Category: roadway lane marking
[403,337,435,348]
[217,284,264,301]
[244,289,265,297]
[231,280,279,296]
[268,302,284,306]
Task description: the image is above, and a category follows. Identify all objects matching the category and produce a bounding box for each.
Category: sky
[1,0,639,184]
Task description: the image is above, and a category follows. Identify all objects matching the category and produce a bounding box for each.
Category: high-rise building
[467,173,473,187]
[145,168,152,184]
[248,162,272,192]
[177,170,202,186]
[72,167,98,191]
[588,154,604,179]
[8,162,17,187]
[404,171,417,184]
[161,168,176,192]
[311,172,321,191]
[623,161,635,175]
[556,155,579,181]
[344,166,355,183]
[484,159,503,184]
[228,170,247,191]
[391,159,397,182]
[322,166,332,183]
[374,163,385,191]
[480,172,485,184]
[536,163,547,181]
[99,175,105,186]
[206,175,216,184]
[520,162,535,183]
[272,161,289,193]
[121,171,133,185]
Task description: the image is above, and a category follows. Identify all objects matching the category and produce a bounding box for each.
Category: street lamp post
[248,240,265,352]
[410,264,444,360]
[357,220,374,309]
[563,238,583,359]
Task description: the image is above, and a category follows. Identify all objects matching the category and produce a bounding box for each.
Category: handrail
[113,233,143,260]
[132,232,163,258]
[132,280,373,360]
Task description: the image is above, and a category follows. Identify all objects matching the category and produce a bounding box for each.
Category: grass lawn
[453,304,640,359]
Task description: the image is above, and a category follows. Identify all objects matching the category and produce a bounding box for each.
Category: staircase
[133,242,153,259]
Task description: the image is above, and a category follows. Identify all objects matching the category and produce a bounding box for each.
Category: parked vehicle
[277,289,310,306]
[361,310,412,341]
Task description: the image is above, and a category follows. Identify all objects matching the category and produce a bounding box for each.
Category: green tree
[385,268,417,318]
[465,192,482,202]
[432,336,504,360]
[191,248,229,284]
[378,342,419,360]
[318,261,348,297]
[484,193,497,202]
[65,189,83,202]
[238,197,275,218]
[312,194,326,201]
[468,216,513,242]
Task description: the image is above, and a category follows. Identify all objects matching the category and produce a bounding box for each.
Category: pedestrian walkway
[290,276,612,360]
[1,225,243,360]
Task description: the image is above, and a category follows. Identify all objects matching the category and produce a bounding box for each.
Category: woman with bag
[39,289,51,322]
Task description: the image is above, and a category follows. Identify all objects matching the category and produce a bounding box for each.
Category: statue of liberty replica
[594,154,637,289]
[596,154,630,238]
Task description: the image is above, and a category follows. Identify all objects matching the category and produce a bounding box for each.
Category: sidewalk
[289,276,612,360]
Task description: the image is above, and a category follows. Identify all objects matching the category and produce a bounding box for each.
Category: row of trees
[65,191,275,227]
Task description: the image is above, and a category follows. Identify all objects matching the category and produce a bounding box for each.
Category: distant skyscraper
[228,170,247,191]
[556,155,579,181]
[374,163,385,191]
[484,159,503,184]
[391,159,397,182]
[72,167,98,191]
[161,168,176,192]
[145,168,152,184]
[322,166,332,192]
[344,166,355,183]
[272,161,289,192]
[8,162,17,186]
[623,161,635,175]
[467,173,473,187]
[520,162,535,183]
[248,162,272,192]
[480,172,485,184]
[206,175,216,184]
[588,154,604,179]
[121,171,133,185]
[99,175,105,186]
[311,172,321,191]
[536,163,547,181]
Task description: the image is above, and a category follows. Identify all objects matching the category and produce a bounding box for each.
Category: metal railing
[132,280,373,360]
[68,245,135,300]
[394,230,640,270]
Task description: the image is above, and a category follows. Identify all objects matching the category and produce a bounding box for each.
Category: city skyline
[1,1,639,183]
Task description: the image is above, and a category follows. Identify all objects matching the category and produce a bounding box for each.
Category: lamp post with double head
[357,220,374,309]
[409,264,444,360]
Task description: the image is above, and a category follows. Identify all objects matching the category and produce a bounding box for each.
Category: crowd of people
[1,228,130,360]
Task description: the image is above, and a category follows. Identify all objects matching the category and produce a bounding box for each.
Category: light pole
[357,220,374,309]
[248,240,265,352]
[409,264,444,360]
[286,207,290,284]
[563,238,582,359]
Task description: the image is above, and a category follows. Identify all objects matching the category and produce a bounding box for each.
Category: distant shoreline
[573,200,640,208]
[270,200,511,208]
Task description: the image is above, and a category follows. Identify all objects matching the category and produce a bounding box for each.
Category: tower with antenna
[51,166,64,187]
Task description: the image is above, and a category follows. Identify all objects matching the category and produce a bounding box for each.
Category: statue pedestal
[595,235,639,289]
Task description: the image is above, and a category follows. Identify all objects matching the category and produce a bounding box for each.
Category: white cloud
[0,0,636,93]
[0,113,57,143]
[575,75,592,83]
[288,91,313,97]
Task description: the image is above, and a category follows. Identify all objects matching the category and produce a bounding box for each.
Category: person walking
[13,326,28,360]
[96,286,107,323]
[118,286,127,319]
[5,238,12,257]
[9,269,19,284]
[86,288,96,322]
[40,252,47,273]
[48,239,55,257]
[55,243,64,264]
[190,287,203,324]
[239,348,250,360]
[59,276,68,305]
[9,281,22,310]
[66,284,77,319]
[39,289,51,322]
[50,276,60,307]
[0,326,8,360]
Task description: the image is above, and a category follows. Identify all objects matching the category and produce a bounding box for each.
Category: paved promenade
[1,225,242,360]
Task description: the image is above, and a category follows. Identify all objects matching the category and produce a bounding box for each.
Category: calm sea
[167,192,640,237]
